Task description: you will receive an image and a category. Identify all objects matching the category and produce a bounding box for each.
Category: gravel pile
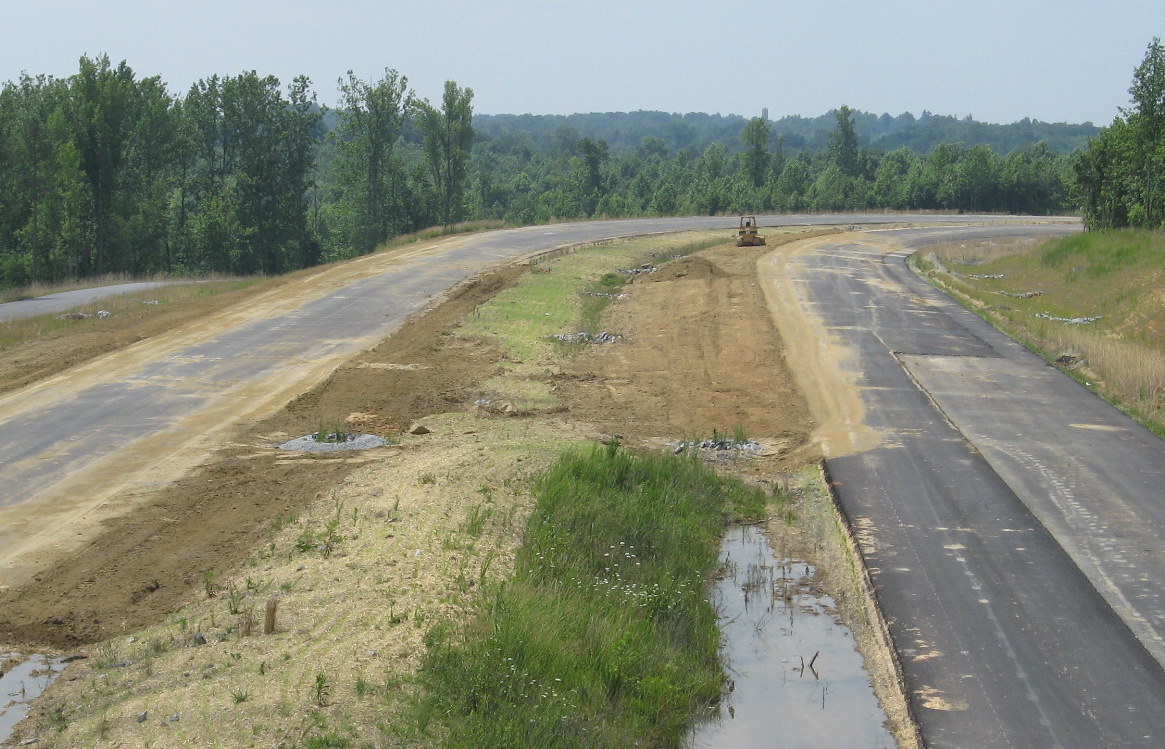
[550,331,621,344]
[278,433,388,452]
[675,438,765,454]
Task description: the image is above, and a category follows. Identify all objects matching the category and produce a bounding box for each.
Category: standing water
[687,525,896,748]
[1,653,67,745]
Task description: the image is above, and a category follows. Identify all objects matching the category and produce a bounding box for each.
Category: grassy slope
[912,229,1165,435]
[417,445,775,748]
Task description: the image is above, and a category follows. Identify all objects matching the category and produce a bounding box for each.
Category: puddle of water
[1,653,67,745]
[687,525,896,749]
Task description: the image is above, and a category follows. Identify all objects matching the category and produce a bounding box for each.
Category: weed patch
[456,232,722,362]
[415,443,779,748]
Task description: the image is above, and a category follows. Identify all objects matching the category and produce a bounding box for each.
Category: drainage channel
[1,652,67,745]
[687,524,896,748]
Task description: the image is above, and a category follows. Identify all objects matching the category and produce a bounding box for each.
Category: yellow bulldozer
[736,215,765,247]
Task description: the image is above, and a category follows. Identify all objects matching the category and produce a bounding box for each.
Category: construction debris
[550,331,621,344]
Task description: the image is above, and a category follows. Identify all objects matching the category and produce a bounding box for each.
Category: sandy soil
[1,231,916,747]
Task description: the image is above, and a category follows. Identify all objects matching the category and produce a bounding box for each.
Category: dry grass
[914,230,1165,435]
[13,414,580,748]
[0,273,168,304]
[0,278,260,350]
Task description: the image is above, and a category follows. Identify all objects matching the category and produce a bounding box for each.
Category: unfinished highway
[4,214,1163,746]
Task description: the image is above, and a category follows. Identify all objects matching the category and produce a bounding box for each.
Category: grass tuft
[415,443,777,747]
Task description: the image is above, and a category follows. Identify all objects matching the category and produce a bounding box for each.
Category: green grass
[414,442,780,748]
[456,232,723,362]
[1039,229,1162,278]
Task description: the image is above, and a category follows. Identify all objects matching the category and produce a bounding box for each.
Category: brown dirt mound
[558,239,819,471]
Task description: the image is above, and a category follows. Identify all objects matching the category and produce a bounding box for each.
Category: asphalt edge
[819,458,927,749]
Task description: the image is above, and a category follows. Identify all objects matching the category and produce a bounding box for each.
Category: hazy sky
[2,0,1159,125]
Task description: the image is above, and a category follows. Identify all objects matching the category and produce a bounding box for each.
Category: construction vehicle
[736,215,765,247]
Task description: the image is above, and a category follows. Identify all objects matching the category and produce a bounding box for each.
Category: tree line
[466,105,1072,226]
[0,57,473,287]
[474,109,1099,156]
[1075,38,1165,229]
[0,54,1110,291]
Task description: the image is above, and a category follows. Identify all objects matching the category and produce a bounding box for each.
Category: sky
[2,0,1160,125]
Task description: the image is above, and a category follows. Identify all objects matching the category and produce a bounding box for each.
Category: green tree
[67,55,140,275]
[332,69,412,255]
[573,136,609,215]
[828,105,861,178]
[1076,38,1165,228]
[416,80,475,227]
[870,147,918,209]
[1126,37,1165,225]
[740,117,772,187]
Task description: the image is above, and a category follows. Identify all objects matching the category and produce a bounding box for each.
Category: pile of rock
[550,331,621,344]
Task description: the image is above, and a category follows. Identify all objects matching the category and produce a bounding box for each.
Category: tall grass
[415,443,776,748]
[1039,229,1162,277]
[1041,323,1165,430]
[914,229,1165,436]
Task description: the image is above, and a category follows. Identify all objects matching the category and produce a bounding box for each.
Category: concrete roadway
[787,226,1165,747]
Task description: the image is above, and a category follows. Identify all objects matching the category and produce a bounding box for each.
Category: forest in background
[0,44,1155,290]
[474,109,1099,155]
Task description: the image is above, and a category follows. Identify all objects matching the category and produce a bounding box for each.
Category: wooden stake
[264,597,278,634]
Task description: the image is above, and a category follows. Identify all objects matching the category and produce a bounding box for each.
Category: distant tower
[762,107,769,121]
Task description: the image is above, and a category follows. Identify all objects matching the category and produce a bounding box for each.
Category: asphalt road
[0,214,1016,517]
[0,281,181,322]
[789,226,1165,747]
[1,215,978,582]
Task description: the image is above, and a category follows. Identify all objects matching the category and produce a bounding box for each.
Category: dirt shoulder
[0,263,526,650]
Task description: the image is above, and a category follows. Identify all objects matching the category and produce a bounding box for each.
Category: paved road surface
[0,215,978,583]
[778,226,1165,747]
[0,282,180,322]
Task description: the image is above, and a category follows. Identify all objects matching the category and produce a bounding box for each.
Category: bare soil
[557,239,819,469]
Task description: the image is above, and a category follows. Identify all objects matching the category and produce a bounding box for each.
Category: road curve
[0,213,1029,588]
[9,214,1155,748]
[763,226,1165,748]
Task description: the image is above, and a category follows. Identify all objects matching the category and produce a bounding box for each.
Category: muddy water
[687,525,896,748]
[1,653,66,745]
